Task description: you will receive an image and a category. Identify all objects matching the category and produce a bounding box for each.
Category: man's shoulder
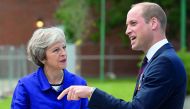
[159,49,181,64]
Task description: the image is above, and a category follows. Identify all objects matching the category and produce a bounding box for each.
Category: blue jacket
[11,67,89,109]
[88,43,187,109]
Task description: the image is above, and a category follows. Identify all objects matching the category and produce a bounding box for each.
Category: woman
[11,27,88,109]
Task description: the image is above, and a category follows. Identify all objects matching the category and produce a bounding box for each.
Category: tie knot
[142,56,148,66]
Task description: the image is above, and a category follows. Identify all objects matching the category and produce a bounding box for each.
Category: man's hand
[57,86,94,100]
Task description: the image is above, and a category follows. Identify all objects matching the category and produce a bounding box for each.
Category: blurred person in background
[11,27,88,109]
[57,2,187,109]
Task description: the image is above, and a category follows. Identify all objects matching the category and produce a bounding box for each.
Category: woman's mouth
[60,59,66,63]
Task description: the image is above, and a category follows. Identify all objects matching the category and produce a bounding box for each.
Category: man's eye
[131,21,137,26]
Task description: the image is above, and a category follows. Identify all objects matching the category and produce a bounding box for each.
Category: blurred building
[0,0,60,45]
[0,0,141,78]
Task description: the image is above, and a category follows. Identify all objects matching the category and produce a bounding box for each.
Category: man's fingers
[57,88,69,100]
[67,88,73,100]
[68,87,80,100]
[57,86,90,100]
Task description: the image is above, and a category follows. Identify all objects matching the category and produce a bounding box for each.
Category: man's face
[126,6,153,52]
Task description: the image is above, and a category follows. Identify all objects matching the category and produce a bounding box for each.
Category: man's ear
[150,17,159,30]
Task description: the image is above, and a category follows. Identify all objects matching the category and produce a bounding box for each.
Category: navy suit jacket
[88,43,187,109]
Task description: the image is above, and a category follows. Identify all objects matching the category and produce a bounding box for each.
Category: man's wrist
[89,87,96,98]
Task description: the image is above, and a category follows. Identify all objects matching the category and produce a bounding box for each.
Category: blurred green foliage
[55,0,89,43]
[55,0,189,47]
[177,50,190,95]
[86,0,132,44]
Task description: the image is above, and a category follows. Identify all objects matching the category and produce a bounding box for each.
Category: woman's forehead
[48,41,65,48]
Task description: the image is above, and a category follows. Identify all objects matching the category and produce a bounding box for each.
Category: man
[57,2,187,109]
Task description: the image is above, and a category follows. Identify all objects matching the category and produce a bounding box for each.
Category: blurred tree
[55,0,93,75]
[85,0,184,45]
[86,0,133,45]
[55,0,189,49]
[55,0,90,43]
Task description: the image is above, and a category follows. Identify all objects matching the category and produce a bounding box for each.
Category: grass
[0,96,12,109]
[0,77,136,109]
[87,77,136,101]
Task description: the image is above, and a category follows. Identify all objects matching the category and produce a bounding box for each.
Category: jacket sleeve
[11,80,29,109]
[88,88,132,109]
[88,57,175,109]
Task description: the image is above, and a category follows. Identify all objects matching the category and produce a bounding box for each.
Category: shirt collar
[146,39,168,62]
[37,67,73,92]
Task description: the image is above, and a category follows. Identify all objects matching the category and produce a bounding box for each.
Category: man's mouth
[129,36,136,42]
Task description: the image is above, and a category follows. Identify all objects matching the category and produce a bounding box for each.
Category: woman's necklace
[48,70,64,85]
[57,72,64,84]
[50,71,64,91]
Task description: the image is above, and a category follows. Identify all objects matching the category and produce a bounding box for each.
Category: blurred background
[0,0,189,108]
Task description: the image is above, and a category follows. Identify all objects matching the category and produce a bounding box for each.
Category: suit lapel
[133,43,174,98]
[143,43,173,76]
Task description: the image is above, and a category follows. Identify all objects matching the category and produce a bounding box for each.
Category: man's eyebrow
[129,20,136,23]
[126,20,131,26]
[128,20,137,25]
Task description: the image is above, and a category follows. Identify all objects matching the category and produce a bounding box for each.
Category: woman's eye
[63,46,66,49]
[53,48,59,52]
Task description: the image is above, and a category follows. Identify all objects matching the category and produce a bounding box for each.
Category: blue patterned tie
[137,57,148,90]
[133,57,148,97]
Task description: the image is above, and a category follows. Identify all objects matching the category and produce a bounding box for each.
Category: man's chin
[131,46,141,51]
[131,46,137,50]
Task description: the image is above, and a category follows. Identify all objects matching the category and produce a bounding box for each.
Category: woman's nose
[60,48,66,56]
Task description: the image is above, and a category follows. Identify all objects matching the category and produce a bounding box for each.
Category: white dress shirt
[146,39,168,62]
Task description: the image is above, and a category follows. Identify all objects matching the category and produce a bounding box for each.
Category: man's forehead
[127,6,143,20]
[126,12,139,23]
[128,5,143,16]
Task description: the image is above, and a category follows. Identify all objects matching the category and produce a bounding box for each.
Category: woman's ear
[41,60,45,64]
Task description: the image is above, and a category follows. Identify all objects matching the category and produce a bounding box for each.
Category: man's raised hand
[57,86,94,100]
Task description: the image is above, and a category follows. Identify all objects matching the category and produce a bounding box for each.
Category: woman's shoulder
[18,69,39,84]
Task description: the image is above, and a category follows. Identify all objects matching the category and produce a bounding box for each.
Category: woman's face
[43,41,67,71]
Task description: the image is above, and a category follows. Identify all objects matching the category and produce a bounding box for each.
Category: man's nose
[125,27,132,36]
